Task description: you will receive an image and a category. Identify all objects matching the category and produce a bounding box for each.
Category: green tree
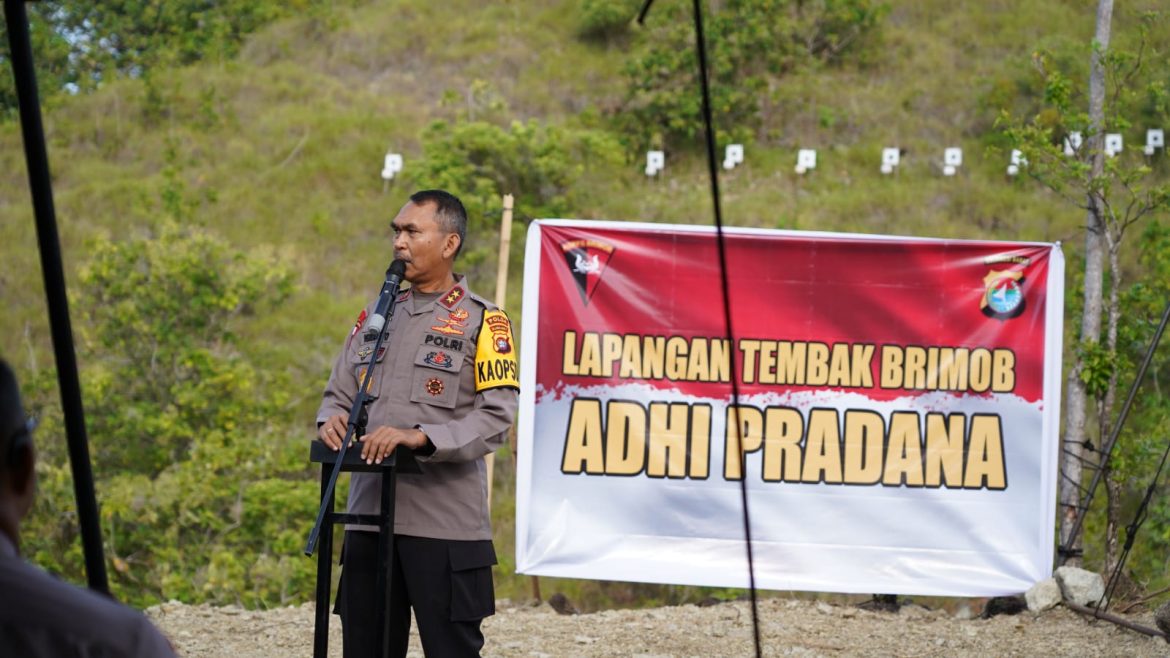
[411,118,624,276]
[1102,220,1170,593]
[1,0,349,116]
[20,222,320,607]
[0,3,76,118]
[578,0,641,41]
[76,221,294,475]
[998,9,1170,580]
[617,0,887,151]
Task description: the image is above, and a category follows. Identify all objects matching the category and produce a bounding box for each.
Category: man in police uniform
[316,190,519,657]
[0,360,177,657]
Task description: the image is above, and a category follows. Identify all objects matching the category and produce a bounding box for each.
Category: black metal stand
[4,0,108,595]
[306,261,405,558]
[1059,298,1170,564]
[309,441,419,658]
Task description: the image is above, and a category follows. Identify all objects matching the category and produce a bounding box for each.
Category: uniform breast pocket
[349,340,390,399]
[409,344,465,409]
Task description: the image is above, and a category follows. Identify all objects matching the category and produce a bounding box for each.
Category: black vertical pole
[637,1,761,654]
[313,466,334,658]
[4,0,109,594]
[688,2,761,655]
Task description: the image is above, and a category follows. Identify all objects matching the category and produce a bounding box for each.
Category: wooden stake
[486,194,514,507]
[496,194,514,308]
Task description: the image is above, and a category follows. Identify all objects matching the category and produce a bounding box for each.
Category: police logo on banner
[475,310,519,391]
[981,270,1026,320]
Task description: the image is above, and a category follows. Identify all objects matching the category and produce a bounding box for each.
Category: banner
[516,220,1064,596]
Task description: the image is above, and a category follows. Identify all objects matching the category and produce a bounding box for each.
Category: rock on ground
[1055,566,1106,607]
[1155,600,1170,637]
[147,597,1169,657]
[1026,578,1062,612]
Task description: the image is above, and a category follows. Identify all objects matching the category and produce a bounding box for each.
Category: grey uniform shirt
[317,276,519,541]
[0,533,178,657]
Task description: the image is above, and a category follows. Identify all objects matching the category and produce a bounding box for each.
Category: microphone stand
[304,286,403,556]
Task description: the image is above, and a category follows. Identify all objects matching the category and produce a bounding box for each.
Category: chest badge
[424,377,445,396]
[424,351,456,368]
[356,345,386,360]
[431,307,469,336]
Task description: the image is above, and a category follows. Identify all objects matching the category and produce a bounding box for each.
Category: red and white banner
[515,220,1064,596]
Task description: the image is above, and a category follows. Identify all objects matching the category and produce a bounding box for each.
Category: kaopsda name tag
[475,310,519,391]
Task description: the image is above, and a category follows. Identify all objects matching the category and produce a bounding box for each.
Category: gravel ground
[147,597,1169,657]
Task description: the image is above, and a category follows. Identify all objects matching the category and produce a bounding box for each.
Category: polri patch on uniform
[484,312,513,354]
[424,334,465,352]
[475,310,519,391]
[424,377,444,396]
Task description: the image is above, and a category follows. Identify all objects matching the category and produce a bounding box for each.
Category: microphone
[364,259,407,335]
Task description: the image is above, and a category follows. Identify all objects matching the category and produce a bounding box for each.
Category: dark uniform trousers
[336,530,497,657]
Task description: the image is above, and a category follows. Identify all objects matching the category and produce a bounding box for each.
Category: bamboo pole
[495,194,514,308]
[487,194,539,601]
[486,194,514,506]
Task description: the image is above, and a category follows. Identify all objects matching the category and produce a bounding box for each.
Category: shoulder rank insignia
[440,285,466,309]
[346,308,369,349]
[475,310,519,391]
[350,309,368,338]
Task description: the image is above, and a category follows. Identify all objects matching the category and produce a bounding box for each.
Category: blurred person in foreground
[316,190,519,656]
[0,359,177,656]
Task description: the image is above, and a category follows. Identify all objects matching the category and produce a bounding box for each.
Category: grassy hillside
[2,0,1168,610]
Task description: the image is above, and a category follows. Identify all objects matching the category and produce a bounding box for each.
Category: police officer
[0,360,178,656]
[317,190,519,657]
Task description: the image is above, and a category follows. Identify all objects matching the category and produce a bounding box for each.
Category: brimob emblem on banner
[559,237,616,305]
[981,270,1026,320]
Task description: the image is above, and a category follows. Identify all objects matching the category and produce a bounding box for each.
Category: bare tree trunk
[1058,0,1113,566]
[1101,236,1123,576]
[1102,463,1124,577]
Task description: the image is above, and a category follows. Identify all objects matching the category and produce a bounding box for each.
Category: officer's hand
[360,426,427,465]
[318,414,348,451]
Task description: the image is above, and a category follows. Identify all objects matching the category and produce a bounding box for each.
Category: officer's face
[391,201,457,284]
